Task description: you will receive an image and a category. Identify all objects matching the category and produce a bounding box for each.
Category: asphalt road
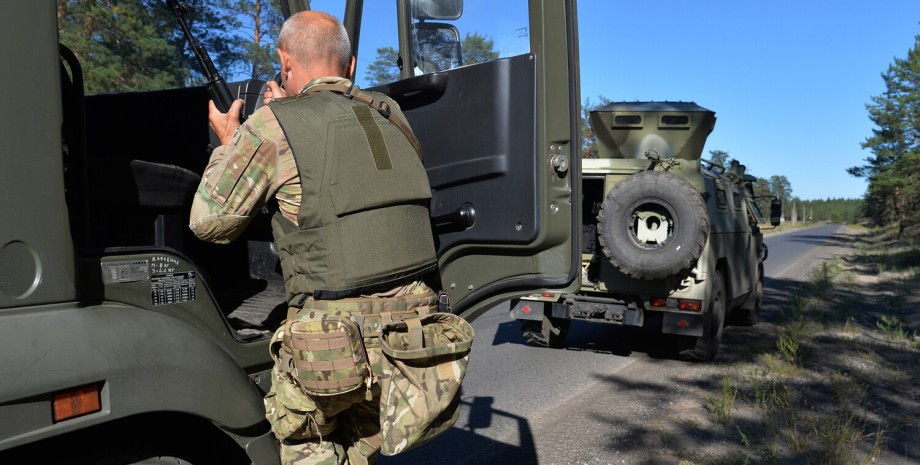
[381,224,846,465]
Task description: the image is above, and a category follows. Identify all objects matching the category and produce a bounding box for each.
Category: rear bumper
[511,294,704,337]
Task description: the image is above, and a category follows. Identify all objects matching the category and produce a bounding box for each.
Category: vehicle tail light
[650,297,667,307]
[53,383,102,422]
[678,300,702,312]
[542,293,555,298]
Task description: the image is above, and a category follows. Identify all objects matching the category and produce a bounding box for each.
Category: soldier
[190,11,444,465]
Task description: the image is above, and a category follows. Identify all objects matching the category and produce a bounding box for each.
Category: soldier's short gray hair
[279,11,351,75]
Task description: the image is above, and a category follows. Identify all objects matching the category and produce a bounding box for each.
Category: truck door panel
[363,0,582,317]
[389,55,539,249]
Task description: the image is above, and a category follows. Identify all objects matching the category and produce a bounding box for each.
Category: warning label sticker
[101,260,149,284]
[151,271,197,306]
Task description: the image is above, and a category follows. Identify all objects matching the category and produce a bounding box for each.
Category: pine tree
[226,0,283,81]
[58,0,242,93]
[850,33,920,238]
[708,150,730,168]
[366,46,400,86]
[461,32,499,66]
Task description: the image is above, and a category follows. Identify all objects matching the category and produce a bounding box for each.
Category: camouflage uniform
[190,77,434,464]
[265,287,445,465]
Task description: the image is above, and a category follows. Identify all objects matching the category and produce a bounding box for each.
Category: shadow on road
[783,233,854,247]
[379,396,538,465]
[493,315,690,360]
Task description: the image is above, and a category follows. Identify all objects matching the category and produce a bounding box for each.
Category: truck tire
[597,171,709,280]
[521,312,570,348]
[677,272,725,362]
[134,458,194,464]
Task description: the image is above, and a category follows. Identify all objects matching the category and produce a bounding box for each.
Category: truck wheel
[521,312,570,348]
[677,272,725,362]
[733,269,763,326]
[133,458,194,464]
[597,171,709,280]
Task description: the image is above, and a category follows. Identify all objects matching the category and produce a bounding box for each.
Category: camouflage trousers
[279,388,381,465]
[266,286,440,465]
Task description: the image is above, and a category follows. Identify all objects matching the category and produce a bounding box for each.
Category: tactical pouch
[284,312,371,396]
[377,312,474,456]
[263,364,339,441]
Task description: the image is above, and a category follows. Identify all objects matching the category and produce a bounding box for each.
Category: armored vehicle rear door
[323,0,582,319]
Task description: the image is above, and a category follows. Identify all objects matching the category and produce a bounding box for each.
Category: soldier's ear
[278,49,292,73]
[347,56,356,80]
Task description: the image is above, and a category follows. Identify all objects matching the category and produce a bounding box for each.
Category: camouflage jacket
[189,77,425,298]
[189,77,359,244]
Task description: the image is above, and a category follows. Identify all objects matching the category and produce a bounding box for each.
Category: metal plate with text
[150,272,197,306]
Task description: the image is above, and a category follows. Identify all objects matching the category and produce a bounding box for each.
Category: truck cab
[0,0,580,462]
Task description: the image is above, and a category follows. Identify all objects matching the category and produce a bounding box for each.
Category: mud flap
[509,299,545,321]
[662,312,704,337]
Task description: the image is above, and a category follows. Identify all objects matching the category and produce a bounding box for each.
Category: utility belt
[265,290,474,456]
[287,264,440,304]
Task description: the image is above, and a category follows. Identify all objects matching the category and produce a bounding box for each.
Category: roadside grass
[683,226,919,465]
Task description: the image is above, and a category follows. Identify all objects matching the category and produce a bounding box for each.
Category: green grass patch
[690,226,915,464]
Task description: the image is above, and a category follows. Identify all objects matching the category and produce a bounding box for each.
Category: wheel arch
[0,411,262,464]
[0,302,270,455]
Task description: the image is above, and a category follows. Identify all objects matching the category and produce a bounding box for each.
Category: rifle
[166,0,235,113]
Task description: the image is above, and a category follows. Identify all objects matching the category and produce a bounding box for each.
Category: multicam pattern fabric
[279,394,380,465]
[268,285,472,464]
[285,312,370,396]
[190,75,471,463]
[189,77,362,244]
[378,312,474,455]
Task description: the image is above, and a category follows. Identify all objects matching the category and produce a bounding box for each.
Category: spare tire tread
[596,171,709,280]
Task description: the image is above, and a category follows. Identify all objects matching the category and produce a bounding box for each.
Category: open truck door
[0,1,579,462]
[341,0,583,319]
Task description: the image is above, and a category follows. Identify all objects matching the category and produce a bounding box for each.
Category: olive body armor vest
[268,86,436,301]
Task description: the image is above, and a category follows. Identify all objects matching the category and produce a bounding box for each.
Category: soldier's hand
[209,99,244,146]
[263,80,287,105]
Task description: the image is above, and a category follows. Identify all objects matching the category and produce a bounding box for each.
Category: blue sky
[577,0,920,200]
[322,0,920,201]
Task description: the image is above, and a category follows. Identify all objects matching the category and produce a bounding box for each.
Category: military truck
[511,101,781,361]
[0,0,583,462]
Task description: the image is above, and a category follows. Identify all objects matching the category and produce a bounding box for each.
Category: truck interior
[56,0,556,339]
[60,46,289,338]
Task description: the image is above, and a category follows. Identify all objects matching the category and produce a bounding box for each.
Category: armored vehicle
[511,101,780,361]
[0,0,583,462]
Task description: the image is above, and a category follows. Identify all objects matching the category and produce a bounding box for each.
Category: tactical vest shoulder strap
[304,82,425,161]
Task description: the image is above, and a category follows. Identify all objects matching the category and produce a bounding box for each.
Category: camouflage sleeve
[189,107,287,244]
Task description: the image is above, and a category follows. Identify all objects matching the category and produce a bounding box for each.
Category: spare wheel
[597,170,709,280]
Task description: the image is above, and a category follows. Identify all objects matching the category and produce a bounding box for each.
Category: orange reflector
[650,297,667,307]
[522,305,532,314]
[53,383,101,423]
[678,300,702,312]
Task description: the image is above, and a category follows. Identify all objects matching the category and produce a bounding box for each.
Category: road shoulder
[532,226,920,465]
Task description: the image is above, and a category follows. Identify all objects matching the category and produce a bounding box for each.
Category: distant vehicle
[511,102,781,361]
[0,0,583,462]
